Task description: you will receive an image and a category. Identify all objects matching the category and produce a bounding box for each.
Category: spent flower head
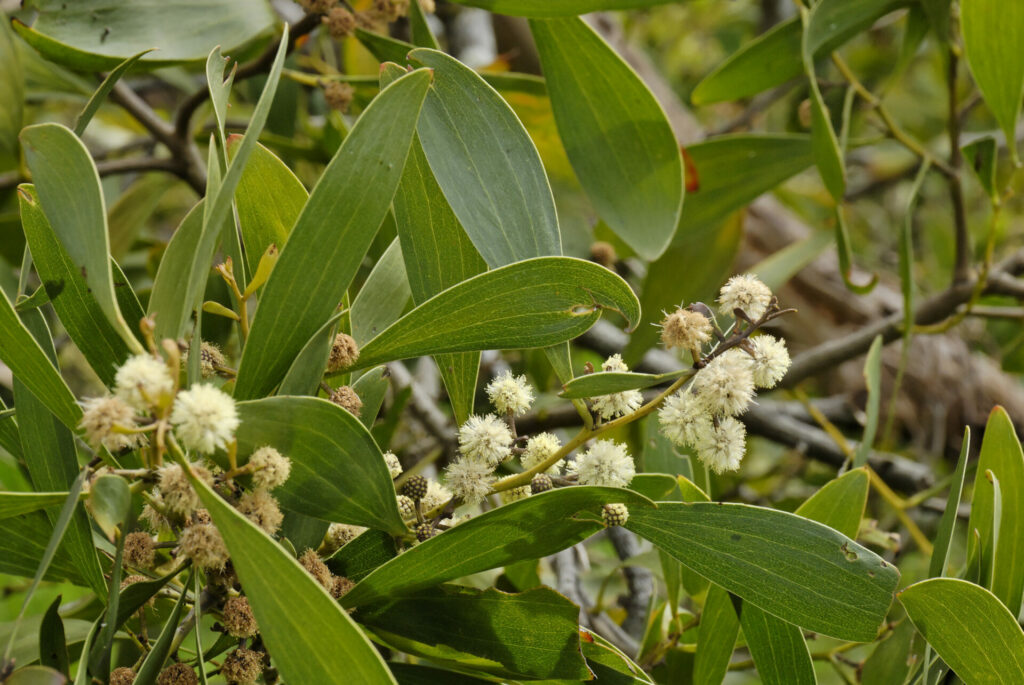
[178,522,229,571]
[718,274,773,321]
[170,384,239,454]
[79,395,147,452]
[486,370,535,416]
[236,489,283,535]
[660,307,712,352]
[576,440,635,488]
[458,413,513,466]
[158,463,211,518]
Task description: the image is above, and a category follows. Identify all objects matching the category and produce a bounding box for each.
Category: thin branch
[947,51,971,284]
[0,156,182,192]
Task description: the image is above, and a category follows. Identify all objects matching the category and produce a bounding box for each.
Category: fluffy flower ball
[458,414,513,466]
[576,440,635,488]
[521,432,563,474]
[247,446,292,490]
[718,274,773,321]
[748,335,791,388]
[158,463,211,517]
[420,479,452,512]
[79,396,146,452]
[693,417,746,474]
[591,355,643,420]
[115,353,174,410]
[170,384,239,454]
[602,354,629,373]
[693,349,755,417]
[658,390,713,448]
[486,370,535,416]
[326,523,366,551]
[445,457,495,505]
[660,308,712,351]
[383,451,402,479]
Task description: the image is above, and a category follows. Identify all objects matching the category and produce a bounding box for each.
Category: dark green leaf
[277,309,342,397]
[801,10,846,201]
[853,336,882,468]
[4,666,66,685]
[236,397,406,534]
[560,369,689,399]
[351,238,411,346]
[38,596,68,677]
[234,68,432,399]
[899,578,1024,683]
[693,584,738,685]
[929,429,969,578]
[73,49,154,136]
[133,571,193,685]
[107,174,176,260]
[531,16,682,260]
[360,585,589,680]
[794,467,868,539]
[343,487,654,607]
[352,366,389,428]
[0,512,84,585]
[327,529,398,582]
[0,491,77,520]
[0,16,24,160]
[389,663,490,685]
[626,502,899,641]
[739,603,815,685]
[962,136,999,201]
[407,0,439,49]
[350,257,640,372]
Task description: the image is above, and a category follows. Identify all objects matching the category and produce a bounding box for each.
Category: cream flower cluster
[485,370,534,416]
[590,354,643,420]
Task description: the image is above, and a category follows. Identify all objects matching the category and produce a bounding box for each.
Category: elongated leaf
[0,511,84,584]
[352,366,389,428]
[360,585,590,680]
[407,0,439,49]
[794,467,868,539]
[87,474,131,542]
[328,529,398,582]
[929,429,970,578]
[962,0,1024,163]
[343,487,654,607]
[351,239,411,346]
[73,49,154,136]
[13,0,275,70]
[531,17,682,260]
[389,663,490,685]
[740,603,816,685]
[350,257,639,372]
[18,186,131,386]
[39,596,68,677]
[626,502,898,641]
[231,140,307,273]
[0,491,77,520]
[5,666,66,685]
[133,571,193,685]
[235,397,405,534]
[966,406,1024,615]
[278,310,343,397]
[752,230,833,292]
[451,0,675,14]
[693,584,738,685]
[801,10,846,201]
[409,48,561,267]
[560,369,689,399]
[899,578,1024,683]
[235,68,432,400]
[692,0,907,103]
[149,30,288,341]
[190,473,397,684]
[853,336,883,468]
[0,16,24,160]
[963,136,999,201]
[108,174,176,259]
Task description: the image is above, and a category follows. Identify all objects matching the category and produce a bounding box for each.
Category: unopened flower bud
[530,473,553,494]
[383,451,402,479]
[396,495,416,519]
[500,485,531,503]
[415,522,436,542]
[602,503,629,527]
[589,241,617,268]
[402,475,429,501]
[325,523,366,552]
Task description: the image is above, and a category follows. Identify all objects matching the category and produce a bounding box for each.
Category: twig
[946,51,971,284]
[0,156,181,191]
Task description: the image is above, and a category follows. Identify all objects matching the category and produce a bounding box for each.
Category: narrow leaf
[351,238,411,347]
[693,584,738,685]
[73,49,154,136]
[560,369,689,399]
[853,335,882,468]
[0,492,78,520]
[133,571,193,685]
[739,603,816,685]
[928,429,969,578]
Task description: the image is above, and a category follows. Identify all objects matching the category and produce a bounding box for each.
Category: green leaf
[794,467,869,539]
[966,406,1024,615]
[72,617,101,685]
[190,472,397,684]
[0,491,79,520]
[0,511,84,585]
[627,473,679,502]
[234,68,432,400]
[18,185,132,386]
[693,584,739,685]
[20,123,142,353]
[235,397,405,534]
[13,0,275,70]
[625,502,899,641]
[133,571,193,685]
[4,666,67,685]
[388,663,491,685]
[751,230,833,292]
[149,30,288,342]
[360,585,590,680]
[450,0,676,15]
[860,619,921,685]
[73,49,154,136]
[560,369,689,399]
[351,238,411,347]
[531,16,682,260]
[278,310,343,397]
[350,257,640,372]
[38,596,68,677]
[739,603,816,685]
[853,336,883,468]
[343,487,654,607]
[692,0,907,104]
[407,0,440,49]
[352,366,389,428]
[87,474,131,542]
[231,140,307,274]
[408,48,561,267]
[0,16,24,160]
[801,8,846,201]
[962,136,999,201]
[929,429,970,578]
[962,0,1024,164]
[107,173,176,260]
[327,529,399,582]
[392,136,486,425]
[899,578,1024,683]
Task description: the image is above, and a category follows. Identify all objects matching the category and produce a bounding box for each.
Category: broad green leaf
[235,68,432,400]
[360,585,590,680]
[343,487,654,607]
[18,185,131,386]
[350,257,640,372]
[966,406,1024,615]
[1,615,89,675]
[14,311,104,595]
[629,473,679,501]
[116,567,179,626]
[20,123,141,353]
[388,663,490,685]
[794,467,869,539]
[752,230,833,292]
[861,619,921,685]
[626,502,899,641]
[853,336,883,468]
[451,0,676,14]
[531,16,683,260]
[928,429,969,578]
[277,309,343,397]
[133,571,193,685]
[408,48,561,267]
[0,511,84,584]
[149,29,288,342]
[739,603,816,685]
[13,0,275,70]
[39,596,68,677]
[351,238,411,347]
[235,397,406,534]
[692,0,907,104]
[962,0,1024,163]
[87,474,131,542]
[73,49,154,136]
[560,369,689,399]
[0,16,24,160]
[693,584,738,685]
[392,136,487,425]
[5,666,66,685]
[0,491,78,520]
[190,473,397,684]
[231,140,307,274]
[352,366,389,428]
[899,578,1024,683]
[583,630,655,684]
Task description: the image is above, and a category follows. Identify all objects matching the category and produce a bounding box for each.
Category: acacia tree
[0,0,1022,683]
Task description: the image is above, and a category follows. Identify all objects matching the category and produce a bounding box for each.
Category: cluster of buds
[658,274,792,474]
